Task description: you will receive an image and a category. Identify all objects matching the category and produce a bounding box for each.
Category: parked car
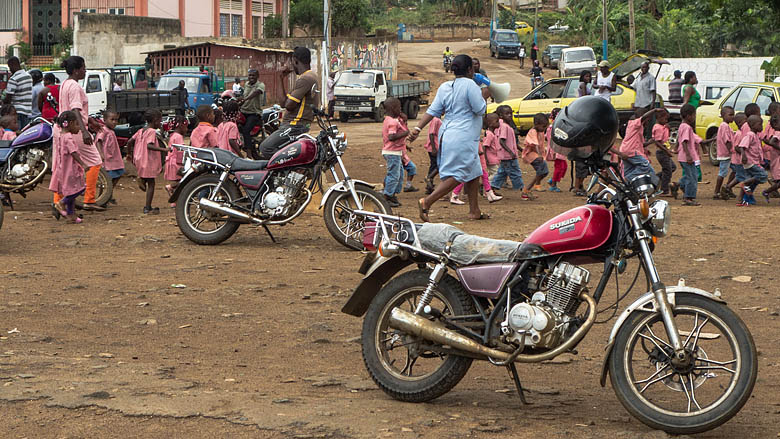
[489,29,522,59]
[514,21,533,36]
[547,21,569,33]
[542,44,569,69]
[695,82,779,164]
[558,46,597,77]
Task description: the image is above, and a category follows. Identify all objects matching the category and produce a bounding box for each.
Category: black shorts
[575,160,590,179]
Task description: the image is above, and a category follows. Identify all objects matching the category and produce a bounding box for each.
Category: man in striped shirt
[3,57,33,129]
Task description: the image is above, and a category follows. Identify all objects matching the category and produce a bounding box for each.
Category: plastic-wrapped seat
[417,223,520,265]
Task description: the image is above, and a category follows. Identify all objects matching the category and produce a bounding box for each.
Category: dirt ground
[1,41,779,438]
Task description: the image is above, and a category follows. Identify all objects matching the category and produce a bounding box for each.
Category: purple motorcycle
[0,118,52,208]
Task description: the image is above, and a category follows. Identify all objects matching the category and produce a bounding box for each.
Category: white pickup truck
[333,69,430,122]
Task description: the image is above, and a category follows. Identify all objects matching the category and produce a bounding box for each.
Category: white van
[558,47,597,77]
[48,70,111,115]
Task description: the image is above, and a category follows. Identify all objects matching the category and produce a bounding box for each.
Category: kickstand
[506,363,530,405]
[262,225,276,243]
[1,192,13,210]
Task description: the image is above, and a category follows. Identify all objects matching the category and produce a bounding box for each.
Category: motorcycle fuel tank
[522,205,612,256]
[11,123,52,148]
[266,138,318,170]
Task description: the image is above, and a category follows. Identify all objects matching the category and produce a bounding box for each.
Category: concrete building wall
[655,57,773,101]
[184,0,215,37]
[148,0,179,20]
[404,24,490,42]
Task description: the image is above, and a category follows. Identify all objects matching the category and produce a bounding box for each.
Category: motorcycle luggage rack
[353,210,441,261]
[175,144,225,169]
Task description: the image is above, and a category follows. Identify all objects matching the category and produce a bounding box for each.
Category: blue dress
[426,77,486,183]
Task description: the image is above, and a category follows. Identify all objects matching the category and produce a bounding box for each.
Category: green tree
[264,14,283,38]
[498,10,516,30]
[333,0,371,35]
[290,0,323,36]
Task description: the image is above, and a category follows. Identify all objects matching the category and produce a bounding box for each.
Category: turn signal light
[639,199,650,219]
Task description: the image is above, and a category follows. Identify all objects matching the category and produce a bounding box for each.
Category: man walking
[259,47,319,160]
[633,61,657,138]
[239,68,266,158]
[2,57,32,128]
[175,80,189,116]
[667,70,684,104]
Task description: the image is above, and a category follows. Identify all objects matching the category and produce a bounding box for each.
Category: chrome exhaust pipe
[388,292,597,363]
[198,198,255,224]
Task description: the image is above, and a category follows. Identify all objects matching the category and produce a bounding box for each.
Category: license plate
[345,106,360,111]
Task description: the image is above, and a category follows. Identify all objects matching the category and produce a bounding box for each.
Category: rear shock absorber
[415,262,447,315]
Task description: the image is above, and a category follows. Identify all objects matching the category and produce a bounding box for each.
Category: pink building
[1,0,281,59]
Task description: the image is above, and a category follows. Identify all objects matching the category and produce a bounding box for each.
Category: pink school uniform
[739,131,763,167]
[132,128,162,179]
[382,115,405,155]
[619,118,646,159]
[544,125,566,161]
[217,120,241,153]
[715,122,734,160]
[190,122,218,148]
[521,128,543,164]
[1,129,16,141]
[424,117,442,153]
[483,130,500,166]
[769,132,780,180]
[97,126,124,172]
[48,132,85,196]
[676,123,701,163]
[164,132,185,181]
[496,119,518,160]
[652,123,670,145]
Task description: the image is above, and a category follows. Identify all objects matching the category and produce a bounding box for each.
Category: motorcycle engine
[260,171,307,218]
[505,262,590,349]
[5,148,45,185]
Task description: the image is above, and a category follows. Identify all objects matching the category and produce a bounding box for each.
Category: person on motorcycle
[530,60,544,88]
[443,47,453,58]
[259,47,319,160]
[238,69,266,158]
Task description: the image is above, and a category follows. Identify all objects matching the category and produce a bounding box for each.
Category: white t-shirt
[113,83,122,91]
[595,71,615,102]
[232,83,242,93]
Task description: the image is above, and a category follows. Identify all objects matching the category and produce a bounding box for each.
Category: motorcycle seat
[196,148,268,171]
[416,223,520,265]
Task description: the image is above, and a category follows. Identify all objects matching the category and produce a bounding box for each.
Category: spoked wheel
[609,293,757,434]
[362,270,475,402]
[75,168,113,208]
[323,183,391,250]
[175,174,242,245]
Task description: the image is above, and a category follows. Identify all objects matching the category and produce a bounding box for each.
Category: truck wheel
[406,100,420,119]
[374,104,385,123]
[339,112,349,123]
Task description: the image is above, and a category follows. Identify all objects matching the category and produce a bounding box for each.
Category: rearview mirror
[586,174,599,193]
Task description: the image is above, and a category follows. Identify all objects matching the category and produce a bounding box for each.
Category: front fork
[628,207,687,362]
[330,154,364,210]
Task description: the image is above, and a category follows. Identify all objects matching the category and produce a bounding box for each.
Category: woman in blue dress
[408,55,491,221]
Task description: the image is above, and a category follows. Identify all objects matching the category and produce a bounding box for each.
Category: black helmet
[551,96,618,160]
[29,69,43,83]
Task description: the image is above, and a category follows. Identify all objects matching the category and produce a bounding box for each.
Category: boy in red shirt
[615,107,657,183]
[736,115,768,206]
[381,98,409,207]
[521,113,549,200]
[713,106,735,199]
[190,105,219,148]
[490,106,524,194]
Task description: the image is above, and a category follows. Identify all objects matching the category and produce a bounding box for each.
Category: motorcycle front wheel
[362,270,475,403]
[323,183,391,251]
[608,293,757,434]
[175,174,242,245]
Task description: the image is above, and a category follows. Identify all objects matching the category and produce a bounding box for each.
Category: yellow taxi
[487,51,668,136]
[695,82,779,163]
[515,21,533,36]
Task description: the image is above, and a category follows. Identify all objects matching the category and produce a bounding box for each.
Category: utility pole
[282,0,289,37]
[628,0,636,53]
[533,0,538,46]
[321,0,330,108]
[601,0,608,61]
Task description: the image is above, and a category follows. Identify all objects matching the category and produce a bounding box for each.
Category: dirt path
[1,42,778,438]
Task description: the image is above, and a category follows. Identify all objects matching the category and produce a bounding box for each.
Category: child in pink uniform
[544,108,566,192]
[483,116,501,185]
[49,111,87,223]
[0,115,18,140]
[651,109,677,197]
[217,101,242,155]
[714,106,735,199]
[736,115,768,206]
[191,105,218,148]
[615,108,657,183]
[95,110,124,205]
[423,116,442,194]
[521,113,550,200]
[761,115,780,202]
[490,106,524,194]
[164,116,188,204]
[452,113,503,204]
[676,104,704,205]
[128,109,168,214]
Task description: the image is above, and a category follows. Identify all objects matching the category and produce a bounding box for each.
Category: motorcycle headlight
[647,199,671,237]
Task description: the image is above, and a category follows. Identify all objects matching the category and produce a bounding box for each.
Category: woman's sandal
[417,198,430,222]
[469,212,491,220]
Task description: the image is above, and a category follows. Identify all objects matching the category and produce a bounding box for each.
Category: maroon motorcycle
[170,109,391,249]
[343,97,756,434]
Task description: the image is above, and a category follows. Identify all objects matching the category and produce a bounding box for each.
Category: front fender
[320,179,374,209]
[341,253,413,317]
[599,280,726,387]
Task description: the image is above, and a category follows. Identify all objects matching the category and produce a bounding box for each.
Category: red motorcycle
[343,97,756,434]
[170,109,391,249]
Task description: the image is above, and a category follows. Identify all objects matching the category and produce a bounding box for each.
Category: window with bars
[231,14,242,37]
[0,0,22,31]
[81,8,97,13]
[252,15,260,39]
[220,13,230,37]
[109,8,125,15]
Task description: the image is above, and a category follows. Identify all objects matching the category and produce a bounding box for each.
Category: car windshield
[550,46,567,55]
[496,33,519,43]
[565,50,595,63]
[157,76,199,93]
[336,72,375,88]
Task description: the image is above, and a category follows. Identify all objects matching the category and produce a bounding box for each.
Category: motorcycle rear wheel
[175,174,242,245]
[608,293,757,434]
[323,183,391,251]
[362,270,475,403]
[75,168,113,208]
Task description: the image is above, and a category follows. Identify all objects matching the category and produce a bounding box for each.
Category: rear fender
[168,168,213,203]
[341,254,414,317]
[599,282,726,387]
[320,179,374,209]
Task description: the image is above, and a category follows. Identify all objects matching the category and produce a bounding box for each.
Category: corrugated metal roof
[144,42,293,55]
